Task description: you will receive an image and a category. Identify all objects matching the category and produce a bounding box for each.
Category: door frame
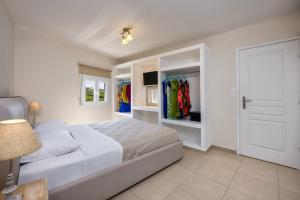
[236,36,300,155]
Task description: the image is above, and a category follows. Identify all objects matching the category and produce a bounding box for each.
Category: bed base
[49,141,183,200]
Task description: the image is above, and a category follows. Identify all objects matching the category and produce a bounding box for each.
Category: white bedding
[18,125,123,190]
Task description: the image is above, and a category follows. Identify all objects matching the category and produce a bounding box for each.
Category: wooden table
[0,179,48,200]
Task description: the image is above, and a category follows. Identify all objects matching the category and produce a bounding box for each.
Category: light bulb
[122,38,128,45]
[126,33,133,41]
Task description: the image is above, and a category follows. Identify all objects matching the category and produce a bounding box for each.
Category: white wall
[0,0,14,96]
[14,26,116,124]
[204,11,300,150]
[123,11,300,150]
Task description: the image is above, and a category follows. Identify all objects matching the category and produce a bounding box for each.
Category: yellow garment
[122,85,129,103]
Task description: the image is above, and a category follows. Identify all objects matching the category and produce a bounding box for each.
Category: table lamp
[0,119,41,200]
[29,102,42,127]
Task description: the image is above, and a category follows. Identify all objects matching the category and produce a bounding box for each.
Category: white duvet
[18,125,123,190]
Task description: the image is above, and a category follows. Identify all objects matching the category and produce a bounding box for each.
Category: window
[80,74,109,105]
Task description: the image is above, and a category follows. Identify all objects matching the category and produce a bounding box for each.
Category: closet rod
[165,70,199,76]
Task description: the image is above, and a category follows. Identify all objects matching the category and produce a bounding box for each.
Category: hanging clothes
[166,80,172,119]
[162,80,168,119]
[177,80,184,119]
[170,79,179,119]
[126,84,131,102]
[117,81,131,113]
[162,77,191,120]
[183,80,191,116]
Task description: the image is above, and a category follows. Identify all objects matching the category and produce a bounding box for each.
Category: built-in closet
[112,65,132,117]
[112,43,211,151]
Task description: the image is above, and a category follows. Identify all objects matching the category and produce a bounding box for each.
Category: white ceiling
[4,0,300,60]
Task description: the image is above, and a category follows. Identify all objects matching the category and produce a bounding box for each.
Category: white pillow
[34,120,66,133]
[20,129,79,163]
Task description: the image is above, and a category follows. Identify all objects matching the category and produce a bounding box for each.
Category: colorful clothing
[162,78,191,119]
[167,81,172,119]
[177,80,184,119]
[183,80,191,116]
[117,82,131,112]
[162,80,168,119]
[170,79,179,119]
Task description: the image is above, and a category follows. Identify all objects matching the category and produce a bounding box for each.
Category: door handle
[242,96,252,109]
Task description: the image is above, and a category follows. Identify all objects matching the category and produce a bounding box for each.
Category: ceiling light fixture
[121,27,133,45]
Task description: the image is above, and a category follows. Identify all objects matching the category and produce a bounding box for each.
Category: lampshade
[0,119,41,161]
[29,101,42,112]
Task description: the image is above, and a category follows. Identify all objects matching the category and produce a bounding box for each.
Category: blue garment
[119,102,131,113]
[162,80,167,118]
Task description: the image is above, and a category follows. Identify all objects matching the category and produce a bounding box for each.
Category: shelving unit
[132,106,159,112]
[112,43,211,151]
[159,61,201,72]
[114,111,131,117]
[161,118,202,129]
[112,65,133,119]
[113,73,131,79]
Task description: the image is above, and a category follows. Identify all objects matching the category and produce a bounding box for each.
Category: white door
[239,39,300,169]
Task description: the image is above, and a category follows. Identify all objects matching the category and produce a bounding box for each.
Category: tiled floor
[111,148,300,200]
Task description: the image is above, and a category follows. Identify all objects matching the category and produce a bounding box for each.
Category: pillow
[34,120,66,133]
[20,129,79,163]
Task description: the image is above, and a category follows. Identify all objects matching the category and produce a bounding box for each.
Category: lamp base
[2,171,22,200]
[5,193,22,200]
[1,185,22,200]
[1,185,17,194]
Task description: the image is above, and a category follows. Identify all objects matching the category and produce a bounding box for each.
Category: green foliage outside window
[85,87,94,102]
[99,89,105,101]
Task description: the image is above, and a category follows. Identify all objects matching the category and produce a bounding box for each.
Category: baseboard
[211,145,237,154]
[183,145,237,155]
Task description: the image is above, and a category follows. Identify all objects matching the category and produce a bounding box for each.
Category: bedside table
[0,179,48,200]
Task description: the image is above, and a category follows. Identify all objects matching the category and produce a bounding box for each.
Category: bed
[0,97,183,200]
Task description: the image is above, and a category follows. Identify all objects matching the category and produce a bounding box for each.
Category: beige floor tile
[178,174,227,200]
[207,148,244,160]
[165,188,198,200]
[223,188,260,200]
[231,170,278,200]
[279,187,300,200]
[131,174,177,200]
[238,157,278,185]
[111,190,140,200]
[196,160,236,186]
[157,163,192,186]
[207,152,241,171]
[177,149,208,171]
[278,166,300,194]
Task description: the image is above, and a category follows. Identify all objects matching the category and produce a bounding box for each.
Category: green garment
[170,79,179,119]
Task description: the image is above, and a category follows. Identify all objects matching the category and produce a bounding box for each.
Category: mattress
[89,119,180,161]
[18,125,123,190]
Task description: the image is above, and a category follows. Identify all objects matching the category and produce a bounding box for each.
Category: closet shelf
[113,73,131,79]
[161,118,202,129]
[114,112,132,117]
[160,61,201,72]
[132,106,159,112]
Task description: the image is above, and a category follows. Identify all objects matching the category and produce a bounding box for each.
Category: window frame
[80,74,109,106]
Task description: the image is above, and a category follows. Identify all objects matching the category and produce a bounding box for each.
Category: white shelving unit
[132,106,159,112]
[161,118,202,129]
[159,61,201,72]
[113,73,131,79]
[112,43,211,151]
[112,65,133,119]
[114,111,131,117]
